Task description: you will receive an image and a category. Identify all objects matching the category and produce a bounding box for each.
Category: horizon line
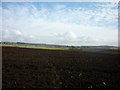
[0,41,118,47]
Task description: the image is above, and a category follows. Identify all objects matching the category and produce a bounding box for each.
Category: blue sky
[1,2,118,46]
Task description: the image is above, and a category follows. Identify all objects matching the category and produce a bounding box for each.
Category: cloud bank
[1,2,118,46]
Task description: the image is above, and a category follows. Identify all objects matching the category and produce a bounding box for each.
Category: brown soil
[2,46,120,88]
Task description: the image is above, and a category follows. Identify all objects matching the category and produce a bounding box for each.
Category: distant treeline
[1,42,70,48]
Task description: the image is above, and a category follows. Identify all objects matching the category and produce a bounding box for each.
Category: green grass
[0,44,69,50]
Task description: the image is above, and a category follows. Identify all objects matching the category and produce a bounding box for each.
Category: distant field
[0,44,69,50]
[0,44,119,54]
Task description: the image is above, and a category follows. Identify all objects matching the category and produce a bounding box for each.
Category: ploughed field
[2,46,120,88]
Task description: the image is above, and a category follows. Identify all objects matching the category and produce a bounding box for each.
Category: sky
[0,1,119,46]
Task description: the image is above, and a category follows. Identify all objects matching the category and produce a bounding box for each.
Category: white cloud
[2,29,36,42]
[93,2,118,23]
[0,4,2,42]
[55,31,77,41]
[53,31,118,46]
[2,0,119,2]
[1,2,118,46]
[53,4,66,10]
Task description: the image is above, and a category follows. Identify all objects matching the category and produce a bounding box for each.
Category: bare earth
[2,46,120,88]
